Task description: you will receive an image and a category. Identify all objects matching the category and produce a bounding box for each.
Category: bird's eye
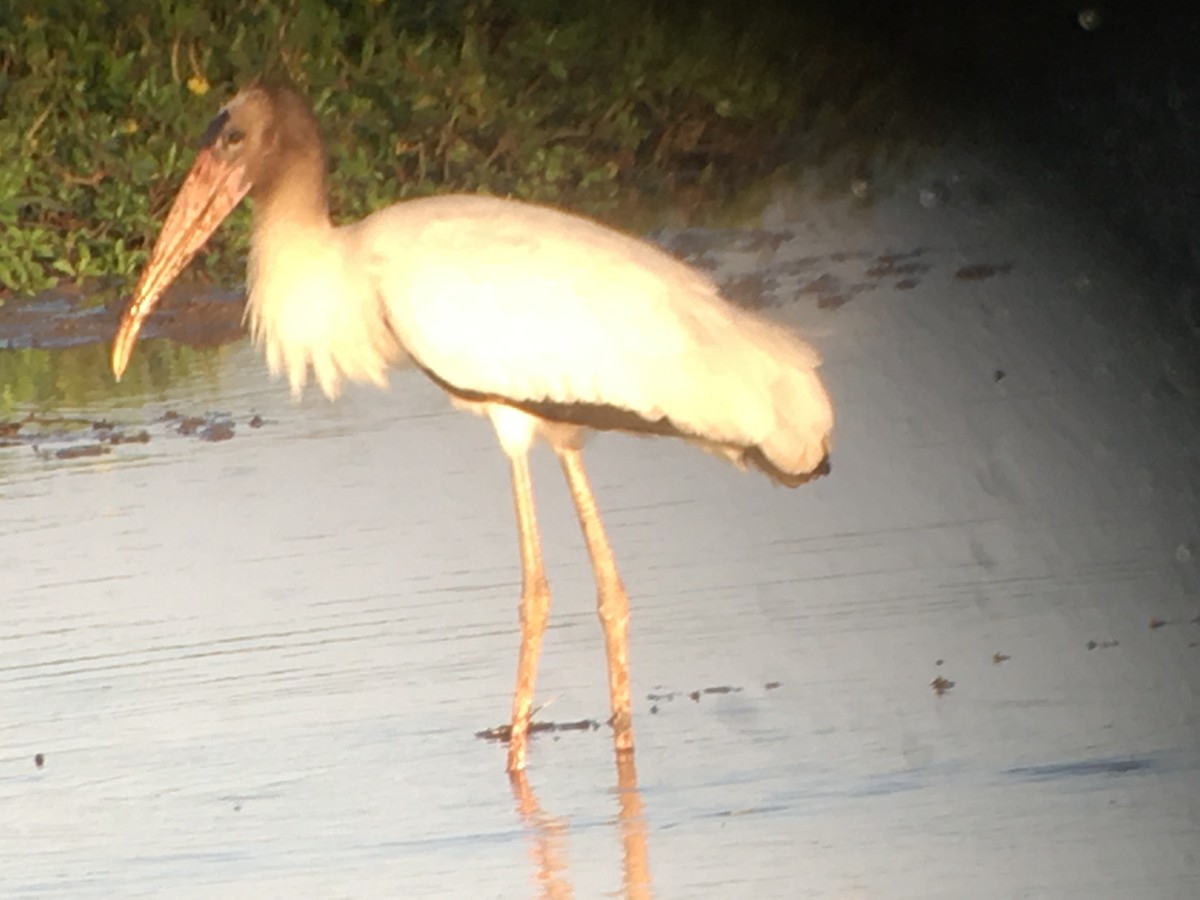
[225,128,246,147]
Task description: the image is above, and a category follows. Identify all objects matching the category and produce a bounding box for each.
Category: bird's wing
[356,194,831,475]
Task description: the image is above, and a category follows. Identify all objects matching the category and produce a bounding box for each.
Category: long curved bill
[110,148,250,380]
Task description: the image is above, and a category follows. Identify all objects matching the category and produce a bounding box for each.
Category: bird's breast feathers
[246,223,405,398]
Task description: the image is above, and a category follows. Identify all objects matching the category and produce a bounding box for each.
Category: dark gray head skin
[200,83,328,210]
[110,82,330,379]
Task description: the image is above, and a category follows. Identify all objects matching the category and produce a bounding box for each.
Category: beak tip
[110,339,130,382]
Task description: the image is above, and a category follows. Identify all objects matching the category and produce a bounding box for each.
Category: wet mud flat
[0,229,1020,352]
[3,162,1200,897]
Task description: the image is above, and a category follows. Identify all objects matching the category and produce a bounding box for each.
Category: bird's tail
[684,308,834,488]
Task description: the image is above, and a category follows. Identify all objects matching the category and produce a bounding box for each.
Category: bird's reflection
[510,769,572,899]
[510,751,653,899]
[612,751,652,899]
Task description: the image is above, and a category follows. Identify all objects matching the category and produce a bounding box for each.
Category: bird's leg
[556,446,634,754]
[506,449,552,772]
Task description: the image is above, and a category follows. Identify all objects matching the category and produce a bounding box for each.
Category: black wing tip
[418,363,834,489]
[745,447,831,488]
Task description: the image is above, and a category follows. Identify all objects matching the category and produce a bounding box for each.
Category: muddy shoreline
[0,286,247,352]
[0,224,1028,355]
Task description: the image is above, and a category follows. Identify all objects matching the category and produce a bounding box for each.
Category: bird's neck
[244,170,404,400]
[252,152,333,234]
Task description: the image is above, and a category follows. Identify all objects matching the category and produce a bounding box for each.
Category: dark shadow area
[804,0,1200,336]
[1005,755,1159,782]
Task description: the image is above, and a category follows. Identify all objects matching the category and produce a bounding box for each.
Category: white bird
[111,83,834,772]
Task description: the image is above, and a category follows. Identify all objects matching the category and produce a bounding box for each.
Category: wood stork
[111,83,833,772]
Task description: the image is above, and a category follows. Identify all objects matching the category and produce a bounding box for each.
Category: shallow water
[3,157,1200,897]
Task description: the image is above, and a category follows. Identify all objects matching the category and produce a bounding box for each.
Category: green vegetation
[0,0,915,299]
[0,340,227,412]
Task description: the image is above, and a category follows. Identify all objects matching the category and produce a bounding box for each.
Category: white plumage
[111,83,834,772]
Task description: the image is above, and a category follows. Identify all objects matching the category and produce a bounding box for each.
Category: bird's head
[110,82,321,380]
